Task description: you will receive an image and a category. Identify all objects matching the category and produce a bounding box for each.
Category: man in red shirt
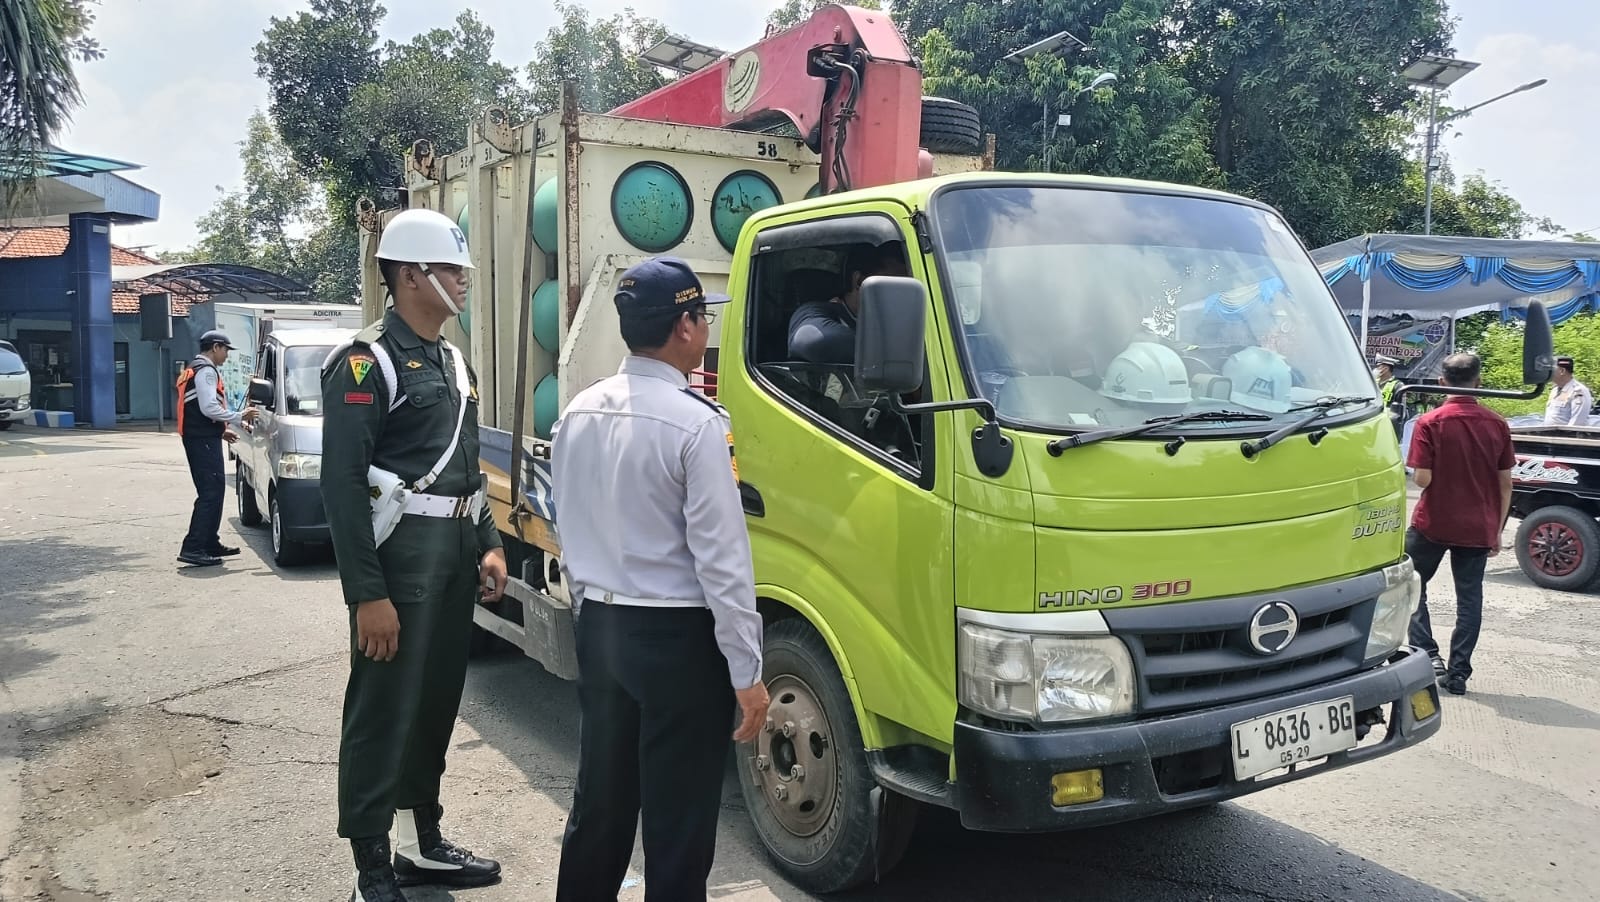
[1405,352,1515,696]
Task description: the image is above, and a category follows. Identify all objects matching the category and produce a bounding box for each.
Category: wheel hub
[751,674,835,837]
[1528,522,1583,577]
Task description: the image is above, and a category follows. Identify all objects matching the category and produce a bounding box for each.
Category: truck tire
[736,618,918,894]
[269,491,314,567]
[919,96,982,155]
[236,469,263,527]
[1516,506,1600,591]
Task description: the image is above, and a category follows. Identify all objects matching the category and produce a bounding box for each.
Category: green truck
[357,82,1554,894]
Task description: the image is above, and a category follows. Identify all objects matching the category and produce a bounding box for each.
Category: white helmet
[376,208,475,316]
[1223,346,1293,412]
[1099,341,1193,406]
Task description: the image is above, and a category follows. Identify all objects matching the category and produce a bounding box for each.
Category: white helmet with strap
[1098,341,1193,406]
[375,208,475,315]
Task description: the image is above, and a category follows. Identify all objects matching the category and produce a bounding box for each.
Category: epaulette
[321,321,387,376]
[681,387,726,415]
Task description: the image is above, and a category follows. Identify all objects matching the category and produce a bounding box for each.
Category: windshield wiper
[1240,396,1374,459]
[1047,410,1273,457]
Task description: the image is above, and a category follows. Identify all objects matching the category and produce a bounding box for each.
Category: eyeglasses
[696,307,718,325]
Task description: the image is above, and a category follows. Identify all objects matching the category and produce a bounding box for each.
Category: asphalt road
[1,426,1596,901]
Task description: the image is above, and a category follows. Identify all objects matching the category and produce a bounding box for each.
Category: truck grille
[0,399,14,410]
[1108,590,1376,716]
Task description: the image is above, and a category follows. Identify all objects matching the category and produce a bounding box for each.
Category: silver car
[237,327,356,566]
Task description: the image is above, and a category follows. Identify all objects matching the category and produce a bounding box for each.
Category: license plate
[1230,696,1356,781]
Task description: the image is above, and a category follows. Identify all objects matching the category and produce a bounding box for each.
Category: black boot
[350,835,408,902]
[393,803,502,888]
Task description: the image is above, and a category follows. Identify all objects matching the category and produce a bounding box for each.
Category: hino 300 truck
[356,5,1555,892]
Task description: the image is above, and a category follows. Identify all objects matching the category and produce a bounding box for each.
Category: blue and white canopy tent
[1311,234,1600,354]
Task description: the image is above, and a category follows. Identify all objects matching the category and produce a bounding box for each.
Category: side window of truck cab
[745,212,933,479]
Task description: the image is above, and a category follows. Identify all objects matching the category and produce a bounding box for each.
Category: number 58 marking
[757,141,779,158]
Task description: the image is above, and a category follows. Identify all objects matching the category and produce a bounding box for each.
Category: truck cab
[236,327,355,566]
[0,340,32,429]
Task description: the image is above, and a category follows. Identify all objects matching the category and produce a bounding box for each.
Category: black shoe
[350,836,408,902]
[207,544,241,557]
[176,550,222,567]
[393,804,501,888]
[1442,676,1467,696]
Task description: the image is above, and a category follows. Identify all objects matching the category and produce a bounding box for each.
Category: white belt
[583,588,706,609]
[402,489,485,520]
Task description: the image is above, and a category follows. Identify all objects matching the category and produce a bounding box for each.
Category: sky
[55,0,1599,254]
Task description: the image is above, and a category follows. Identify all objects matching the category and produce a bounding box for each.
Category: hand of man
[222,427,238,445]
[479,548,508,603]
[732,680,771,743]
[241,406,261,426]
[355,599,401,661]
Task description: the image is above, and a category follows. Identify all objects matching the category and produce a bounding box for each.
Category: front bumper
[0,404,30,422]
[273,476,330,543]
[952,645,1440,831]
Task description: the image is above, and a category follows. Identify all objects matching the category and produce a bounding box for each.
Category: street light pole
[1004,30,1089,172]
[1424,78,1546,235]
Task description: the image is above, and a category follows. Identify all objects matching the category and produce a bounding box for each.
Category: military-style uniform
[320,310,501,881]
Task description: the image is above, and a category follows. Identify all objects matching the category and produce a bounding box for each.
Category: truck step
[867,748,954,809]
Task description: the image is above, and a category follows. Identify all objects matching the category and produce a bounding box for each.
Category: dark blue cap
[614,257,730,320]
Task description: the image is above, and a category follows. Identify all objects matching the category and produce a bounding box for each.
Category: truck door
[724,207,959,742]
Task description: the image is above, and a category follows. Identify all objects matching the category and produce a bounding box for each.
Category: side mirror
[1523,300,1555,385]
[855,276,927,395]
[248,377,275,407]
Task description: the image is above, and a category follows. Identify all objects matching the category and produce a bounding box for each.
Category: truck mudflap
[951,645,1440,832]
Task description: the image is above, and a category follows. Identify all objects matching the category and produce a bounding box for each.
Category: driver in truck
[787,242,908,364]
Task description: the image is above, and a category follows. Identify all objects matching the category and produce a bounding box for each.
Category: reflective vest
[176,357,225,437]
[1379,378,1399,406]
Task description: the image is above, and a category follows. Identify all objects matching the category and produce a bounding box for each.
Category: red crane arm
[608,5,923,193]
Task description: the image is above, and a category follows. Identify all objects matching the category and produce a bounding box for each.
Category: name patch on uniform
[344,391,375,405]
[349,354,375,385]
[727,431,739,481]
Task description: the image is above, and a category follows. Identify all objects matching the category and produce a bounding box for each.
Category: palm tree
[1,0,101,200]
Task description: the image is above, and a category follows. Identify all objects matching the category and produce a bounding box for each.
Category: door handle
[739,482,765,518]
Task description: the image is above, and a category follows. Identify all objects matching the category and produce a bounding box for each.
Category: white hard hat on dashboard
[375,208,475,269]
[1098,341,1193,406]
[1223,346,1293,413]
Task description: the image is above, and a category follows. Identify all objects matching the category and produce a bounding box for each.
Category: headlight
[958,623,1135,723]
[277,453,321,480]
[1366,557,1421,660]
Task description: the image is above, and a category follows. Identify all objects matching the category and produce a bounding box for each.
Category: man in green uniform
[320,208,509,902]
[1374,354,1403,439]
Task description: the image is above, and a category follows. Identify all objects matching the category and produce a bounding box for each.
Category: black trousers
[336,552,477,839]
[180,433,226,555]
[556,603,736,902]
[1405,527,1489,682]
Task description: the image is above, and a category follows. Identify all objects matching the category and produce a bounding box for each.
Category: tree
[176,112,359,303]
[766,0,881,32]
[527,2,670,114]
[1,0,103,201]
[1369,162,1562,239]
[911,1,1219,185]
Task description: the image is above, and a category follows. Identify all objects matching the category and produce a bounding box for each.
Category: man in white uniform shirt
[550,256,769,902]
[1545,356,1592,426]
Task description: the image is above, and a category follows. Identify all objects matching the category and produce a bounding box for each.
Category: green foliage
[173,112,359,303]
[1476,313,1600,417]
[1,0,103,204]
[914,0,1219,184]
[527,2,669,114]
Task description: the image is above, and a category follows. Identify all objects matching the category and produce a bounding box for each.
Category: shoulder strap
[411,340,472,494]
[680,387,726,416]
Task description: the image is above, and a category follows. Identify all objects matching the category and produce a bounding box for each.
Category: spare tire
[920,96,982,155]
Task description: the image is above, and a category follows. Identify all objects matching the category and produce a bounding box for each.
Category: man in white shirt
[176,329,257,567]
[1544,356,1592,427]
[551,257,769,902]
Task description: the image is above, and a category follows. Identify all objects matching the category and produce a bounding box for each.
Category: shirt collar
[1443,395,1479,407]
[382,310,430,350]
[620,355,689,388]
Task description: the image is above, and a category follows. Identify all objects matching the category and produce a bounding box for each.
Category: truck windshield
[284,346,332,416]
[0,348,25,375]
[930,185,1375,434]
